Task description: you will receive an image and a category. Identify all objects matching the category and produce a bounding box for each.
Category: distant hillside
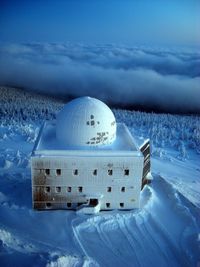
[0,86,63,122]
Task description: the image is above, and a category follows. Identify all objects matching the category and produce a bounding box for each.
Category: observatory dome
[56,97,116,147]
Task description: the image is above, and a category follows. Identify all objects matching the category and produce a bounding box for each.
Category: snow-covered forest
[1,87,199,155]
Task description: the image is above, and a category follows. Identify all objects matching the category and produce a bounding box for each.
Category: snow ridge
[71,176,200,267]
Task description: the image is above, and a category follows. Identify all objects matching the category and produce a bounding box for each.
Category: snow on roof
[56,97,116,147]
[33,122,142,156]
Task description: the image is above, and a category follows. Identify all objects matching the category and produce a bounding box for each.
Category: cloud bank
[0,43,200,113]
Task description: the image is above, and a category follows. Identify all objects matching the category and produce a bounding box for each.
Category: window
[46,203,51,208]
[67,187,71,192]
[93,169,97,176]
[107,187,112,192]
[106,203,110,208]
[121,187,125,192]
[45,169,50,175]
[73,169,78,176]
[124,169,129,176]
[108,169,113,176]
[67,203,71,208]
[55,186,61,193]
[89,198,98,206]
[78,186,83,192]
[120,203,124,208]
[56,169,61,176]
[90,115,94,119]
[91,120,95,126]
[87,121,90,125]
[45,186,50,193]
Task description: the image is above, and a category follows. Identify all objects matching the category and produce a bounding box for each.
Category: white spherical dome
[56,97,116,147]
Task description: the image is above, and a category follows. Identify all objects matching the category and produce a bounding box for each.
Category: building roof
[33,122,142,157]
[56,97,116,147]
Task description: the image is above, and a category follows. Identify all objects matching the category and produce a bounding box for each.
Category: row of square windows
[45,202,125,208]
[39,186,127,193]
[38,169,130,176]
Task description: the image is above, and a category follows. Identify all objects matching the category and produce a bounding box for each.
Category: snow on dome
[56,97,116,147]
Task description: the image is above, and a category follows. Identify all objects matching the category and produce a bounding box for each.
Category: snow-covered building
[31,97,150,214]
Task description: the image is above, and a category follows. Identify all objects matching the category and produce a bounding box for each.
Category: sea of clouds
[0,42,199,113]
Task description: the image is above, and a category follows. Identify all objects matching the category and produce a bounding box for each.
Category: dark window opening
[67,187,71,192]
[67,203,71,208]
[78,186,83,192]
[121,187,125,192]
[120,203,124,208]
[45,169,50,175]
[87,121,90,125]
[93,169,97,176]
[46,203,51,208]
[55,186,61,193]
[106,203,110,208]
[56,169,61,176]
[124,169,129,176]
[91,120,95,126]
[89,198,98,207]
[90,115,94,119]
[107,187,112,192]
[108,169,113,176]
[73,169,78,175]
[45,186,50,193]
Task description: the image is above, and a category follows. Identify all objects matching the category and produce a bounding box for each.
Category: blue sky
[0,0,200,45]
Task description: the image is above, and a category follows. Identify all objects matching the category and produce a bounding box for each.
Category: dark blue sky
[0,0,199,45]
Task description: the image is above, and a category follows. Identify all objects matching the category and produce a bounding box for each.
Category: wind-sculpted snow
[0,87,199,266]
[72,177,200,267]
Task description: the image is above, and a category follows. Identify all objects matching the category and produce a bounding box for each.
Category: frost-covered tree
[1,86,200,153]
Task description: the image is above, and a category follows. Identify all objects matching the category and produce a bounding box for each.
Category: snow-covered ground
[0,87,199,267]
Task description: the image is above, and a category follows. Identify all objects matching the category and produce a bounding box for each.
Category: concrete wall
[31,154,143,211]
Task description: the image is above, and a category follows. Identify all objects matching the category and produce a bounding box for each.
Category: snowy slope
[0,87,199,267]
